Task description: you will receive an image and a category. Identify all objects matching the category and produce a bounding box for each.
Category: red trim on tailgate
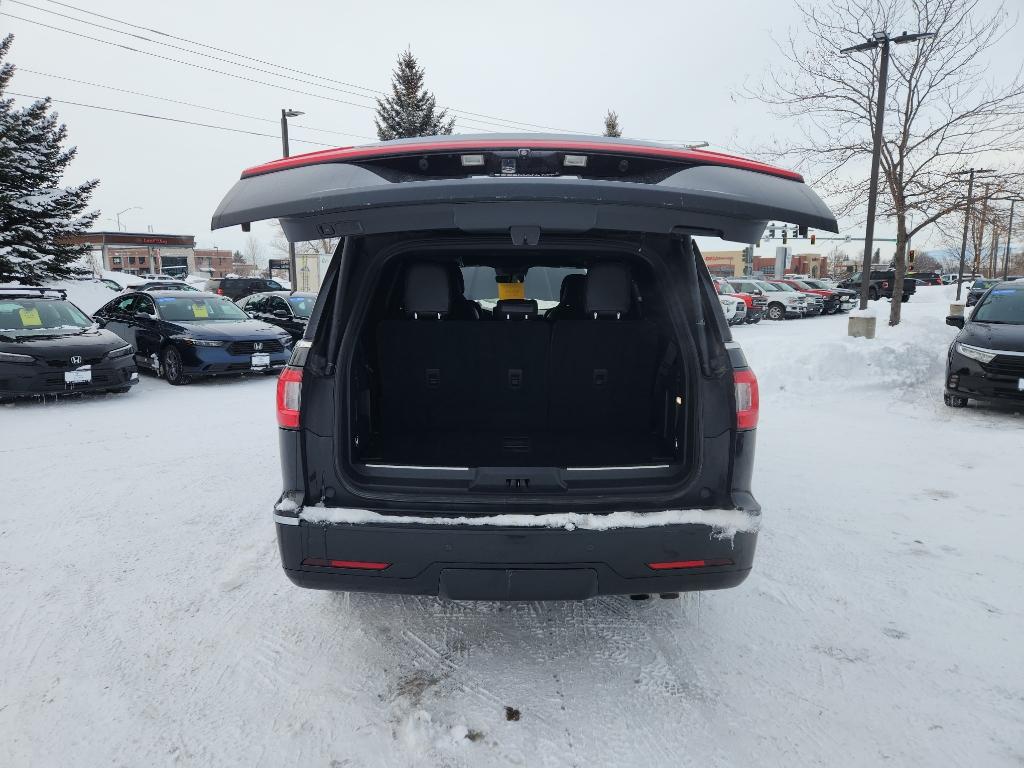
[240,139,803,182]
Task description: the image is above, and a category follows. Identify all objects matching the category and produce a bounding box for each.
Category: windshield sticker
[19,307,42,326]
[991,289,1017,295]
[191,304,210,319]
[156,297,175,303]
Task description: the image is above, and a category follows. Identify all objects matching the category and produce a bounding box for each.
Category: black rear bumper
[276,516,757,600]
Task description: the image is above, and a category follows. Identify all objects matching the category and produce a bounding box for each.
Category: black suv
[236,291,315,341]
[206,277,285,301]
[212,135,837,600]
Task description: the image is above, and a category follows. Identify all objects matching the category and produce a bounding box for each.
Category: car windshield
[972,279,997,290]
[755,281,782,292]
[287,295,315,318]
[972,287,1024,324]
[773,283,798,292]
[155,295,249,322]
[792,280,815,289]
[0,297,93,338]
[717,281,736,295]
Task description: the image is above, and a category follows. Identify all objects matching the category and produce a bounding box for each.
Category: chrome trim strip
[363,463,471,471]
[567,464,672,472]
[274,513,300,526]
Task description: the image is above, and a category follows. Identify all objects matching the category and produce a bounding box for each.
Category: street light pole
[1004,199,1017,280]
[114,205,142,232]
[840,30,935,313]
[951,168,994,300]
[280,108,305,286]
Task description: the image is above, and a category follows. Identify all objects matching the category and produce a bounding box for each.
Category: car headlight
[172,336,224,347]
[105,344,133,359]
[956,343,997,363]
[0,350,34,363]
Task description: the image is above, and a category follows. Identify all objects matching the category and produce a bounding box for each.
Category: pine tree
[374,49,455,141]
[0,34,99,285]
[603,110,622,138]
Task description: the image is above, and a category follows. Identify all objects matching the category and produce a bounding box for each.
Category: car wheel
[944,394,968,408]
[161,346,191,386]
[106,386,132,394]
[767,303,785,321]
[869,288,879,301]
[901,294,910,302]
[745,315,760,324]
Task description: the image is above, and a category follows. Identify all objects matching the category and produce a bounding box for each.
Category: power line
[16,68,375,140]
[7,91,336,146]
[21,0,592,134]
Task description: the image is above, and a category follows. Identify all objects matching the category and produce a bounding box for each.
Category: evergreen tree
[0,35,98,285]
[374,49,455,141]
[603,110,622,138]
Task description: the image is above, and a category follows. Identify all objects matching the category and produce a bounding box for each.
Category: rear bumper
[275,515,757,600]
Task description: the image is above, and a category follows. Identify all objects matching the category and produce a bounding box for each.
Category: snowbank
[295,505,760,538]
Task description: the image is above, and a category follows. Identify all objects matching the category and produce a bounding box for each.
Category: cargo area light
[460,154,485,167]
[563,154,588,168]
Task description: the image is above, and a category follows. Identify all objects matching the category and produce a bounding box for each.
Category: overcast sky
[4,0,1022,259]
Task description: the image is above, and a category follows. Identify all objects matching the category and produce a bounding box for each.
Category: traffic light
[768,223,776,239]
[792,226,798,239]
[782,229,788,244]
[908,249,916,268]
[810,233,816,245]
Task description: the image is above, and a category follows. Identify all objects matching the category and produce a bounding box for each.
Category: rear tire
[767,303,785,321]
[869,287,879,301]
[944,394,968,408]
[107,386,131,394]
[901,294,911,302]
[161,346,190,386]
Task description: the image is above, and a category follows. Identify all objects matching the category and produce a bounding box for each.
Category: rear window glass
[0,298,92,336]
[462,267,586,303]
[287,295,314,317]
[155,296,249,321]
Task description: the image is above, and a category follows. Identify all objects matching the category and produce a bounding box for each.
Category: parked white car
[729,279,807,320]
[717,294,747,325]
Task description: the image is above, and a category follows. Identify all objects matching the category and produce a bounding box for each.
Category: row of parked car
[714,275,861,325]
[0,280,316,399]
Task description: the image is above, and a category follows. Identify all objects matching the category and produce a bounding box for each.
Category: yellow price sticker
[19,307,42,326]
[191,304,209,319]
[498,282,526,300]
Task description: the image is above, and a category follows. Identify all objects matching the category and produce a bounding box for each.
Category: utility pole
[1004,199,1017,280]
[840,30,935,316]
[280,108,304,287]
[975,184,991,276]
[952,169,994,300]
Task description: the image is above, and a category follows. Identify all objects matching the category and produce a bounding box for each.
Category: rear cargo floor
[373,430,668,467]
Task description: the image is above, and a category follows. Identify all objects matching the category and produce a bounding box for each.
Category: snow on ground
[2,285,1023,767]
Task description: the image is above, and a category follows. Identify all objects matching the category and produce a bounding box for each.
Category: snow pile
[297,505,759,537]
[0,278,117,315]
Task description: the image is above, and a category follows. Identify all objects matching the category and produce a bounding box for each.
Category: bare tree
[603,110,622,138]
[749,0,1024,325]
[243,234,266,269]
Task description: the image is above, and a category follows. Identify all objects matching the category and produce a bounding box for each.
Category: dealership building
[67,232,235,278]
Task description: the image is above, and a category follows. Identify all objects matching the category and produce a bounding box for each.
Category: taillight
[217,288,224,295]
[734,368,759,430]
[276,366,303,428]
[881,281,889,288]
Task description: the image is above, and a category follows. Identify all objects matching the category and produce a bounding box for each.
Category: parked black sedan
[965,278,1000,307]
[93,290,293,385]
[235,291,315,341]
[0,287,138,400]
[945,281,1024,407]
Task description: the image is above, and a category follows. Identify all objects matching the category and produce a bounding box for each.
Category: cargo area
[347,249,691,469]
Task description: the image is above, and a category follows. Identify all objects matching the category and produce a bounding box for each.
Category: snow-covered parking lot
[2,285,1022,767]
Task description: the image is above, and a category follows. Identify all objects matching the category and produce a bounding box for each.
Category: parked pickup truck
[714,278,764,323]
[838,269,917,302]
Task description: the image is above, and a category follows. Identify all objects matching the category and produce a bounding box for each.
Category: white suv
[729,279,806,320]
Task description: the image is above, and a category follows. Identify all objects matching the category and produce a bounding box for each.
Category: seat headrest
[559,274,586,307]
[495,299,538,320]
[585,263,632,318]
[403,263,451,319]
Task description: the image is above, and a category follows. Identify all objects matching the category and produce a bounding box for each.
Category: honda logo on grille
[70,355,83,365]
[253,342,263,351]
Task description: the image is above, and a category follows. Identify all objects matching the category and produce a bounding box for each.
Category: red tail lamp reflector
[276,366,303,429]
[648,558,734,570]
[734,368,759,430]
[302,558,391,571]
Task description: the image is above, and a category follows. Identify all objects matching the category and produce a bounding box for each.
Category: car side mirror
[945,315,965,329]
[273,309,290,318]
